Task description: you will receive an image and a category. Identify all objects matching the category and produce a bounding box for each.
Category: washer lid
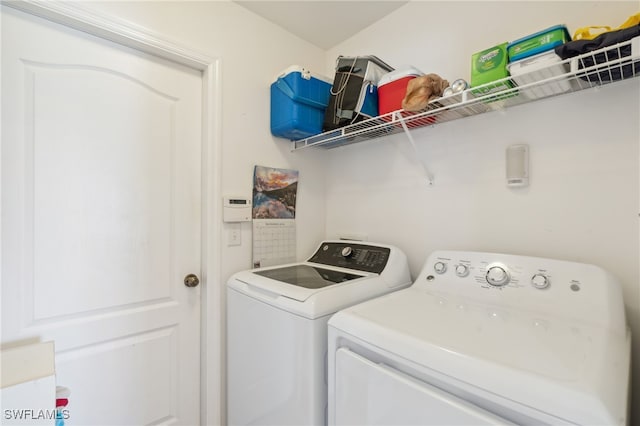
[329,286,630,425]
[253,264,364,292]
[230,262,368,303]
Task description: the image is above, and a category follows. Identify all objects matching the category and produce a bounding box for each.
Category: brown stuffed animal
[402,74,449,112]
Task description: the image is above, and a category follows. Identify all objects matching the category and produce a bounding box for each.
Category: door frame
[2,1,223,424]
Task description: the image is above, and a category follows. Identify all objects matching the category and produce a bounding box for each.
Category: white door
[1,6,202,425]
[334,348,515,425]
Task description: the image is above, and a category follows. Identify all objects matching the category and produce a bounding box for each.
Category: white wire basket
[292,35,640,151]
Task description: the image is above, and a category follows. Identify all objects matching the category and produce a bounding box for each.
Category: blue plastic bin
[270,66,332,140]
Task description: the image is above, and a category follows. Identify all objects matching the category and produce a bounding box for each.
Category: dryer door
[334,347,515,425]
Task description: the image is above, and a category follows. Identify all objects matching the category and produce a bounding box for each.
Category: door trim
[2,1,223,424]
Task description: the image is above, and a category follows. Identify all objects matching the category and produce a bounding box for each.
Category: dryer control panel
[308,242,390,274]
[416,250,626,332]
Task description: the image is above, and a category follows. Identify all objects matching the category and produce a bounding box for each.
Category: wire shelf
[292,36,640,151]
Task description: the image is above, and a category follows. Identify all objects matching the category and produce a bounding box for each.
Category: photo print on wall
[252,165,299,268]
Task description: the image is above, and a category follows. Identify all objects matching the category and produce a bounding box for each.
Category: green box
[471,80,515,98]
[470,42,510,91]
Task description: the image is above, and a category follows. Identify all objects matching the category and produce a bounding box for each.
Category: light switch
[228,223,241,246]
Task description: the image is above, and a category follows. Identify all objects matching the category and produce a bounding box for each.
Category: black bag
[554,24,640,82]
[323,56,394,132]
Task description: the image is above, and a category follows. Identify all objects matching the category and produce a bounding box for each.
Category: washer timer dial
[341,247,353,257]
[486,265,510,287]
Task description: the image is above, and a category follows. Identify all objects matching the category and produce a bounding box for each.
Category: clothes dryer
[227,240,411,425]
[328,250,631,425]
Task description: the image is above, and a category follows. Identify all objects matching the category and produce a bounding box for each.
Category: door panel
[334,347,514,425]
[30,62,174,319]
[2,6,202,425]
[54,328,178,425]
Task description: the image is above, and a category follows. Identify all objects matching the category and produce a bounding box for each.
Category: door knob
[184,273,200,288]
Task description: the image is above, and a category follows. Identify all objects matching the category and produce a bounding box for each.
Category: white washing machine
[328,250,631,425]
[226,240,411,425]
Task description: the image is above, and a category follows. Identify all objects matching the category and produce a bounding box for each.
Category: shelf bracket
[397,113,434,186]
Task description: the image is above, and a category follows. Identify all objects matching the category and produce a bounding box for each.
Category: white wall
[80,1,328,424]
[325,1,640,422]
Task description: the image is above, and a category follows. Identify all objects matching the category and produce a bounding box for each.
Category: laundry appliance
[226,240,411,425]
[328,250,631,425]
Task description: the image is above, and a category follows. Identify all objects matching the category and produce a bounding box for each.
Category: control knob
[433,261,447,274]
[486,265,510,287]
[531,273,550,289]
[454,264,469,277]
[341,247,353,257]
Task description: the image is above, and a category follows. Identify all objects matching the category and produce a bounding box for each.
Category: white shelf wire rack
[292,36,640,151]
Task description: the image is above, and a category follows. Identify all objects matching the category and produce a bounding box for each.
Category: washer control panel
[308,241,391,274]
